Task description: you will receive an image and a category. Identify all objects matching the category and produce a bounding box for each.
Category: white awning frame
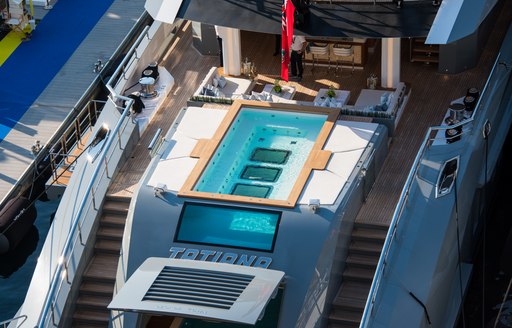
[145,0,184,25]
[108,257,285,325]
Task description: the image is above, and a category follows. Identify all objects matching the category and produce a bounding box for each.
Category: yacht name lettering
[169,247,272,268]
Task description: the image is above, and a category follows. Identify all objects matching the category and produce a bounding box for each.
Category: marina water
[0,198,60,321]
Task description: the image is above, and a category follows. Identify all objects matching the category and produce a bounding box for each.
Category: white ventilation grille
[143,266,254,309]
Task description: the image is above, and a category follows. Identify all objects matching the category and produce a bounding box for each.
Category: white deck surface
[147,107,227,190]
[175,106,227,139]
[0,0,145,203]
[148,107,378,205]
[298,121,378,204]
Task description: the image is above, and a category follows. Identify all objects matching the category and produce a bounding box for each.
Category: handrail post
[50,153,57,181]
[91,187,97,211]
[63,260,70,284]
[75,120,82,146]
[117,129,123,150]
[104,157,110,179]
[78,223,84,246]
[50,303,55,327]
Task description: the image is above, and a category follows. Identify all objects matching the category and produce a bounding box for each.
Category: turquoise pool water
[176,203,280,251]
[194,108,327,199]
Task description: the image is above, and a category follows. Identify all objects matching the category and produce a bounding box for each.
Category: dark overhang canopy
[176,0,439,38]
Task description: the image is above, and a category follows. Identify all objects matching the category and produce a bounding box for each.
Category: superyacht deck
[99,5,512,326]
[8,1,511,326]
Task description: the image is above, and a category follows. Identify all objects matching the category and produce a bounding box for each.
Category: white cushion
[380,92,389,105]
[251,91,267,101]
[212,77,219,88]
[386,93,394,108]
[218,76,227,89]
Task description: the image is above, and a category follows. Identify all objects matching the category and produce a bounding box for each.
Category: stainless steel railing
[33,26,155,328]
[359,54,503,327]
[35,98,134,328]
[48,100,106,181]
[106,25,151,96]
[0,316,27,328]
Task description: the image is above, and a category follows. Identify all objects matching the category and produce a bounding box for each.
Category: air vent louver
[143,266,254,309]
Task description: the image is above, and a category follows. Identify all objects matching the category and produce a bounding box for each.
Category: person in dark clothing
[290,35,307,81]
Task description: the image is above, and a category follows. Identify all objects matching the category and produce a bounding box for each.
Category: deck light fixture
[154,183,167,197]
[309,199,320,212]
[87,123,110,163]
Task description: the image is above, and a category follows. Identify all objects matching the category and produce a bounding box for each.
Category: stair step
[95,239,122,255]
[72,323,108,328]
[102,201,129,216]
[343,267,374,282]
[71,197,128,326]
[73,309,109,326]
[353,222,389,231]
[80,281,114,297]
[76,295,111,310]
[336,281,371,301]
[333,295,367,311]
[411,55,439,63]
[328,309,362,327]
[346,253,380,269]
[349,240,383,256]
[351,227,387,243]
[327,324,358,328]
[97,226,123,241]
[105,195,131,204]
[412,43,439,52]
[99,214,126,228]
[83,254,118,282]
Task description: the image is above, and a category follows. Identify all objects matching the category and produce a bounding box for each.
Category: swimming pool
[193,108,327,200]
[178,102,338,207]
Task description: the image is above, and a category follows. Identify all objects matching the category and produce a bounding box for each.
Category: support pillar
[216,26,241,76]
[381,38,401,89]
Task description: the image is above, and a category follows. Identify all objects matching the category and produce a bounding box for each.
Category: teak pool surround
[179,100,338,208]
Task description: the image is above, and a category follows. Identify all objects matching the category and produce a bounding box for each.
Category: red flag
[281,0,295,81]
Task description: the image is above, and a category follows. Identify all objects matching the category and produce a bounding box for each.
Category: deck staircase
[328,222,388,328]
[409,37,439,65]
[72,195,130,327]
